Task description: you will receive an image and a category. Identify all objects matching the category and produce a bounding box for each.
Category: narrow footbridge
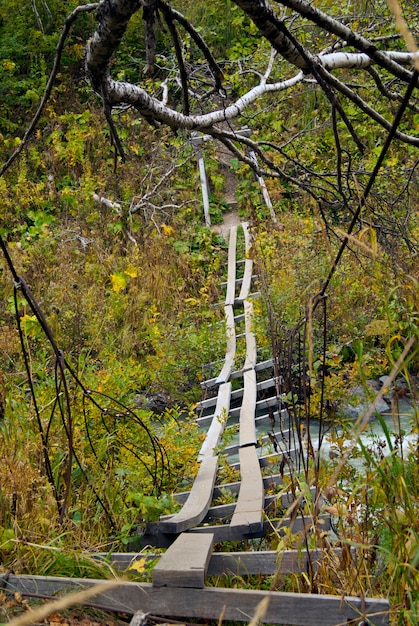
[1,223,389,625]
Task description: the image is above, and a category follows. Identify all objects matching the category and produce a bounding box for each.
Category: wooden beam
[237,222,253,301]
[148,456,218,534]
[189,513,331,542]
[229,448,300,472]
[199,382,231,459]
[215,305,236,384]
[201,359,274,389]
[225,225,237,306]
[229,395,280,420]
[223,429,291,457]
[197,376,277,410]
[239,368,257,446]
[172,473,285,505]
[102,547,351,577]
[194,487,317,524]
[243,300,257,371]
[0,575,389,625]
[230,445,264,533]
[152,533,213,588]
[207,547,346,576]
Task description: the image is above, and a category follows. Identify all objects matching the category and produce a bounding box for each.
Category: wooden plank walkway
[29,219,385,625]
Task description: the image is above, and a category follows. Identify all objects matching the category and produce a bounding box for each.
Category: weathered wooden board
[189,513,331,542]
[0,575,389,625]
[197,488,314,524]
[199,382,231,459]
[238,222,253,301]
[243,300,257,371]
[215,304,236,384]
[239,368,257,446]
[228,395,280,420]
[103,547,350,577]
[206,547,346,576]
[197,376,278,410]
[196,402,288,431]
[230,445,264,533]
[223,429,291,457]
[201,358,274,389]
[172,473,285,506]
[152,533,213,588]
[135,512,329,549]
[225,225,237,306]
[229,448,300,472]
[195,405,289,431]
[149,456,218,534]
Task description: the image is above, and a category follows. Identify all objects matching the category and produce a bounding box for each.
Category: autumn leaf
[128,557,146,573]
[124,265,138,278]
[110,272,127,293]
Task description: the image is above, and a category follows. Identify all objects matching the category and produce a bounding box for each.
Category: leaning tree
[81,0,419,253]
[4,0,418,261]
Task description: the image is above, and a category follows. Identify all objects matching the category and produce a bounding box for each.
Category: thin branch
[159,4,190,116]
[318,64,419,146]
[157,0,224,93]
[276,0,417,83]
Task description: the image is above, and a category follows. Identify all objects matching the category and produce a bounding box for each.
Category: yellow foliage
[161,223,174,236]
[365,319,391,337]
[128,557,147,573]
[110,272,127,293]
[124,265,138,278]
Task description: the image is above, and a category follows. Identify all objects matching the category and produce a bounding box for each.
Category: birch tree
[4,0,419,248]
[83,1,419,233]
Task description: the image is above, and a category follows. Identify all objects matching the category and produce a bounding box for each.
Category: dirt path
[211,208,241,239]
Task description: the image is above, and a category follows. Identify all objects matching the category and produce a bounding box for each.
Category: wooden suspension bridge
[0,221,389,625]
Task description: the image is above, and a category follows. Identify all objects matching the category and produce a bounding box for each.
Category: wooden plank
[220,275,258,287]
[209,405,287,430]
[199,382,231,459]
[215,305,235,384]
[243,301,257,371]
[197,152,211,227]
[207,547,344,576]
[173,473,285,505]
[1,575,389,625]
[223,429,291,457]
[198,400,288,433]
[238,222,253,301]
[229,448,300,471]
[230,445,264,533]
[228,395,280,420]
[201,358,274,389]
[152,533,213,588]
[190,513,331,542]
[239,368,257,446]
[254,408,290,429]
[104,547,351,577]
[149,456,218,534]
[198,487,317,523]
[225,225,237,306]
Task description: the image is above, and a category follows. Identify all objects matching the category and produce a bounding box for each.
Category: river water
[307,399,417,462]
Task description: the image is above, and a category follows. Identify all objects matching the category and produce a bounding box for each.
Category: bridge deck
[132,222,389,624]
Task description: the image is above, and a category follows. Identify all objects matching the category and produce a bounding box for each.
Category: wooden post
[248,149,277,223]
[191,133,211,227]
